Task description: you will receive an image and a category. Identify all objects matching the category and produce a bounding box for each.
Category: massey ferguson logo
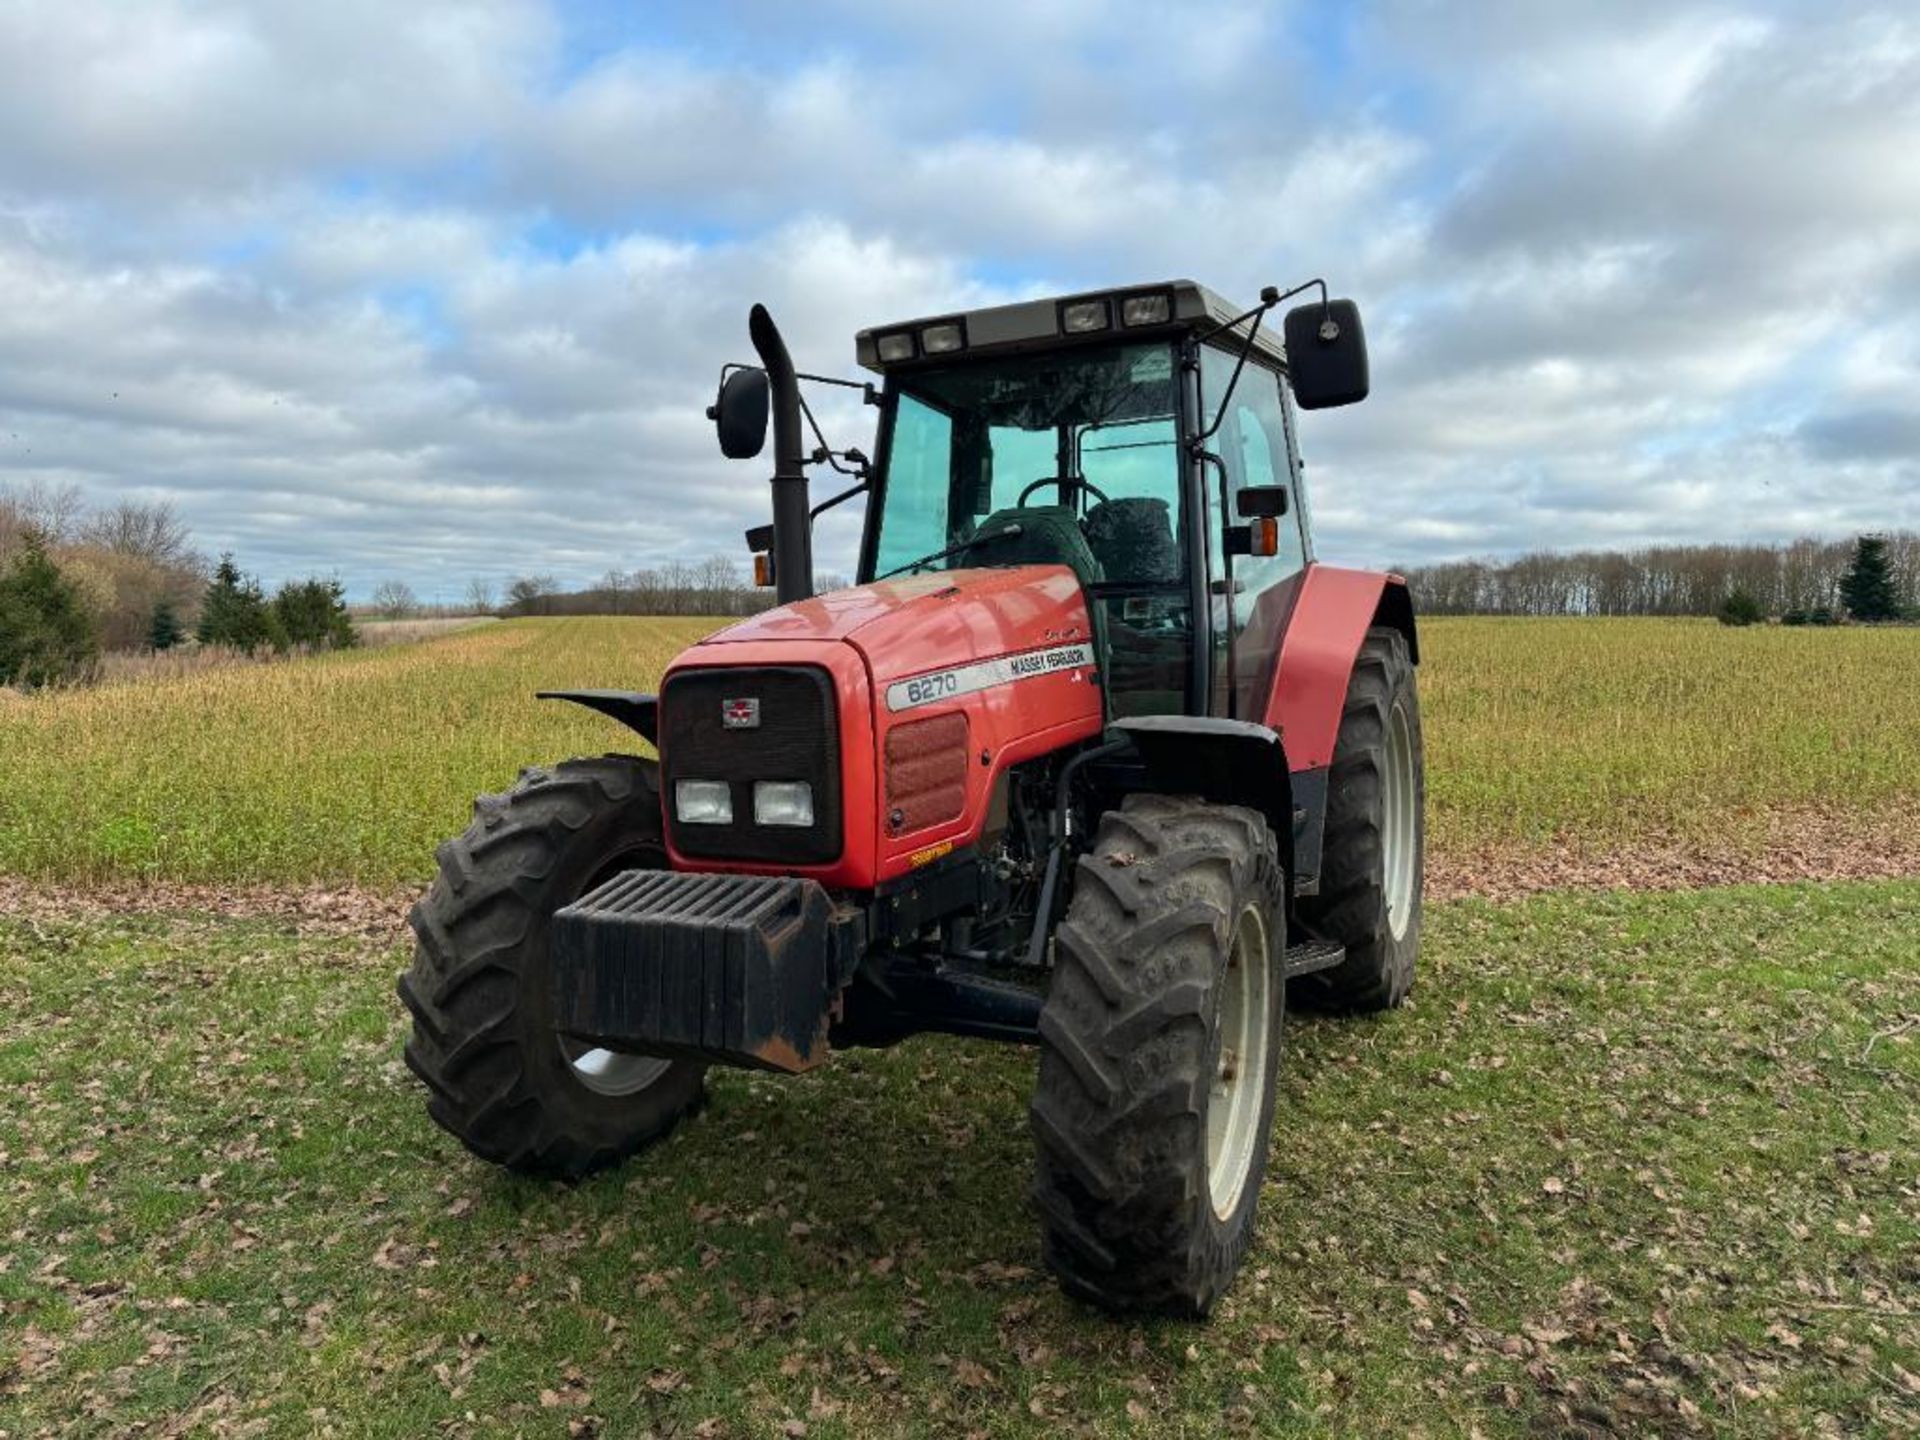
[721,697,761,729]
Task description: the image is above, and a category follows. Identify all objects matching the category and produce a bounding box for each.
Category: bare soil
[1427,800,1920,902]
[4,802,1916,935]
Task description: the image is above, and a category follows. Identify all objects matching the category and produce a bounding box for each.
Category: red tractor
[400,280,1423,1316]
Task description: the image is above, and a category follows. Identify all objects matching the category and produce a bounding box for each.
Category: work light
[875,332,916,362]
[674,780,733,825]
[1060,299,1110,334]
[1121,293,1172,326]
[919,322,965,355]
[752,781,815,827]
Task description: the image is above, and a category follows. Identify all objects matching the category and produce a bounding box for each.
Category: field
[4,615,1919,1437]
[3,616,1918,889]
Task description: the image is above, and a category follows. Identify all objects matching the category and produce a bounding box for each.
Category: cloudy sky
[2,1,1916,599]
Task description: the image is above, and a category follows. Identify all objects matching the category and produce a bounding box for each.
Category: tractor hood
[697,566,1096,681]
[671,564,1106,890]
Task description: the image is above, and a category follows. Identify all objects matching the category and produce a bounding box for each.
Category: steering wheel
[1016,475,1111,510]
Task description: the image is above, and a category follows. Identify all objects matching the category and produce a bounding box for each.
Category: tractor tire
[398,754,707,1180]
[1298,626,1424,1012]
[1030,794,1285,1317]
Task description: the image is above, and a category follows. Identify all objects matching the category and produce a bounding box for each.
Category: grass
[2,882,1915,1436]
[1,615,1918,888]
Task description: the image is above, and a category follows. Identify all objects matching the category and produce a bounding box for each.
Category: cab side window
[1229,394,1307,594]
[1200,356,1308,598]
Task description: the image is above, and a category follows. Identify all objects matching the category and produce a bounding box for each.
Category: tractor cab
[726,279,1370,723]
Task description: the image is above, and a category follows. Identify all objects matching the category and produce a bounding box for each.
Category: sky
[1,0,1916,601]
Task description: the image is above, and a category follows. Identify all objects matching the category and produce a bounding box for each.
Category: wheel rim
[560,1040,674,1097]
[1383,700,1418,942]
[1207,903,1272,1219]
[556,845,674,1098]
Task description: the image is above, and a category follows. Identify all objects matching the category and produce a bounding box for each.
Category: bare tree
[600,568,630,615]
[628,566,660,613]
[1,479,85,546]
[81,499,193,566]
[697,554,739,614]
[659,559,695,615]
[371,579,419,619]
[464,576,496,614]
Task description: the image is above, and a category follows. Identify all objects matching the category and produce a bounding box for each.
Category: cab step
[1282,940,1345,980]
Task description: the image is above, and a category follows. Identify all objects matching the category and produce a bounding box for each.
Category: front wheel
[398,755,707,1179]
[1030,795,1285,1317]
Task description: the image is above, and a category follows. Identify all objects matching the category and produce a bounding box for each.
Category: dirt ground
[6,800,1918,936]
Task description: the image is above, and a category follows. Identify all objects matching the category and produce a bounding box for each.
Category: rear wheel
[398,755,706,1179]
[1299,626,1424,1011]
[1030,795,1284,1317]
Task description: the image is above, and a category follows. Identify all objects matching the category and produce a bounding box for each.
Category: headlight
[674,779,733,825]
[875,332,916,363]
[752,780,815,827]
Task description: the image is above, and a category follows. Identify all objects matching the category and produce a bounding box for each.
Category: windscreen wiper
[876,524,1022,581]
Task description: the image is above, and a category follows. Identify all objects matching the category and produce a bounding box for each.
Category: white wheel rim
[1207,904,1272,1219]
[1383,701,1418,942]
[561,1041,673,1097]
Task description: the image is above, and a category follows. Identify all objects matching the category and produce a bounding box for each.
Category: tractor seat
[1084,496,1180,584]
[966,506,1105,588]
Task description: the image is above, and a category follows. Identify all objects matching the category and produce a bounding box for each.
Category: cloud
[0,0,1916,598]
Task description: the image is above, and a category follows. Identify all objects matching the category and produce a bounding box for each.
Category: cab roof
[854,279,1288,374]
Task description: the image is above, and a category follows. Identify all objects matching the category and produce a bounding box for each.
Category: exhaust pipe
[748,304,814,604]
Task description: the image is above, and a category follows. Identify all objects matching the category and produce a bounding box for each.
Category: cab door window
[1199,350,1311,717]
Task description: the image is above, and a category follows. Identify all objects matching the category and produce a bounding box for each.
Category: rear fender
[1113,716,1296,881]
[1266,566,1416,770]
[536,690,658,745]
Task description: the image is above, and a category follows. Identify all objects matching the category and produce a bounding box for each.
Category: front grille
[661,665,842,865]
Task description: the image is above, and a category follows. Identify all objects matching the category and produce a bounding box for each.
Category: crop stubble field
[3,615,1918,1437]
[2,615,1918,889]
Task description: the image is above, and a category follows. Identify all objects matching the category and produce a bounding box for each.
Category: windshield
[867,340,1185,586]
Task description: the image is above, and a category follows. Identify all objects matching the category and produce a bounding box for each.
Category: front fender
[536,690,658,745]
[1114,715,1296,880]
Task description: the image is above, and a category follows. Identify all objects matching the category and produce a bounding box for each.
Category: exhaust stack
[748,304,814,604]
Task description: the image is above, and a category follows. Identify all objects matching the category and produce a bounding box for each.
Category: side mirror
[709,366,770,458]
[1236,485,1289,518]
[1282,298,1368,410]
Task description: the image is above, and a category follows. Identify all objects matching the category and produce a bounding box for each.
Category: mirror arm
[796,370,883,407]
[1190,278,1335,446]
[809,474,870,522]
[796,387,874,479]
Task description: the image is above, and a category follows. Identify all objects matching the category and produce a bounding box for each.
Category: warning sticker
[885,643,1096,712]
[1129,350,1173,382]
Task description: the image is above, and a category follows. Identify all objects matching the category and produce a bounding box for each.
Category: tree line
[496,557,846,618]
[1,481,355,688]
[1396,532,1920,620]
